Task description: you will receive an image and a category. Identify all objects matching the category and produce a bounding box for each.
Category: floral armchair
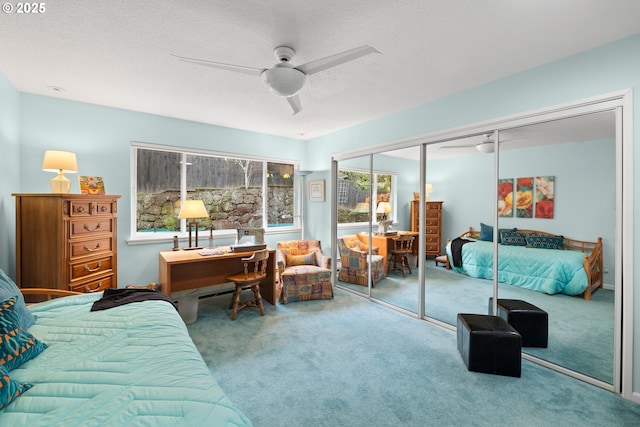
[338,235,385,286]
[276,240,333,304]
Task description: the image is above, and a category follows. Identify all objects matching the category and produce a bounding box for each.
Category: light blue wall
[0,72,20,276]
[15,94,306,285]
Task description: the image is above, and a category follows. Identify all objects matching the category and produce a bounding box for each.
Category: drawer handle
[84,282,102,292]
[83,223,102,232]
[100,206,108,212]
[77,206,86,213]
[83,262,102,272]
[83,242,101,252]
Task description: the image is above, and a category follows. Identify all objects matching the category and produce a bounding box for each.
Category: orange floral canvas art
[516,177,534,218]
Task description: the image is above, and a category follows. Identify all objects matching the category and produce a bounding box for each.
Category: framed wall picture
[309,179,325,202]
[497,178,514,217]
[535,175,555,219]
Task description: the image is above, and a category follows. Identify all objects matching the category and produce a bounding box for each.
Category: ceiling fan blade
[170,53,263,76]
[287,94,302,115]
[438,144,476,149]
[296,45,381,75]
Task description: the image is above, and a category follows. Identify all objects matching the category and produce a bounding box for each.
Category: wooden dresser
[13,194,120,294]
[410,200,443,257]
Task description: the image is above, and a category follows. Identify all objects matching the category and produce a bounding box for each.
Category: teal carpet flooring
[348,262,615,383]
[187,288,640,427]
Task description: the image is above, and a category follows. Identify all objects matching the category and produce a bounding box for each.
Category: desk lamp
[178,200,209,250]
[376,202,393,233]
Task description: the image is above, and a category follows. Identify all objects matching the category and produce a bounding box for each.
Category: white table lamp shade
[178,200,209,219]
[42,150,78,193]
[425,183,433,201]
[376,202,392,215]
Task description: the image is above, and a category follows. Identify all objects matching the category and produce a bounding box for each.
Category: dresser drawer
[70,275,112,293]
[69,200,116,217]
[426,243,441,253]
[94,201,115,215]
[426,210,441,220]
[426,218,440,227]
[70,256,113,281]
[70,218,114,238]
[426,235,440,244]
[69,200,93,216]
[70,237,113,258]
[426,225,440,234]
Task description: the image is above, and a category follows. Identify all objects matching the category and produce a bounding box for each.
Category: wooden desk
[358,231,419,275]
[158,248,277,305]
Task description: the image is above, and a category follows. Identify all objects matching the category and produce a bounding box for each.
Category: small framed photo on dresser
[78,176,106,195]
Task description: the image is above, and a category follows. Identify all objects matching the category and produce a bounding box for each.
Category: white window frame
[129,141,299,243]
[337,166,397,229]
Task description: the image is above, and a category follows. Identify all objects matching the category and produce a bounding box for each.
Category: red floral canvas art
[535,176,554,219]
[498,178,514,217]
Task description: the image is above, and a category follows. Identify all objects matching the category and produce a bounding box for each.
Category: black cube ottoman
[457,313,522,377]
[489,298,548,348]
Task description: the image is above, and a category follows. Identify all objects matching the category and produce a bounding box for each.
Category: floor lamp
[298,170,312,240]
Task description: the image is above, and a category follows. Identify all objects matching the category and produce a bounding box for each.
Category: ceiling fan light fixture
[475,141,494,153]
[261,65,307,97]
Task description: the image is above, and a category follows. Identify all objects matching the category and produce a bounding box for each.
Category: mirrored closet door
[495,112,616,384]
[335,155,375,297]
[422,136,496,326]
[332,96,626,392]
[368,148,420,313]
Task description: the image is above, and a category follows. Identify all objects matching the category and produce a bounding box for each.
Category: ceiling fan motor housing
[261,64,307,97]
[274,46,296,62]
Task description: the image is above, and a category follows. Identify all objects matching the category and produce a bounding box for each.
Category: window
[132,143,297,239]
[337,168,395,225]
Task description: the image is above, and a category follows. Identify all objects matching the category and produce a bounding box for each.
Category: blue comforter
[1,292,252,426]
[446,240,588,296]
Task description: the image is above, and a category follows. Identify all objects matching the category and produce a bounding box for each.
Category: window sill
[126,227,300,245]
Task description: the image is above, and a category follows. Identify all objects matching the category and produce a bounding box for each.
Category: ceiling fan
[171,45,381,115]
[438,134,497,153]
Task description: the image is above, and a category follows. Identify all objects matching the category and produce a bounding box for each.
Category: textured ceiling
[1,0,639,140]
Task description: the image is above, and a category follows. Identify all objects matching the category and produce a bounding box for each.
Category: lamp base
[182,246,203,251]
[378,219,392,234]
[50,172,71,193]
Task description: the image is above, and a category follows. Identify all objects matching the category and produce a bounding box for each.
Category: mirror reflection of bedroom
[335,109,617,386]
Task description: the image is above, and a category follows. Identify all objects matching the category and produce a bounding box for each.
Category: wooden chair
[226,249,269,320]
[389,235,415,277]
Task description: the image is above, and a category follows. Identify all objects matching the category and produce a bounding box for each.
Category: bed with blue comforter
[445,227,603,300]
[1,291,252,426]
